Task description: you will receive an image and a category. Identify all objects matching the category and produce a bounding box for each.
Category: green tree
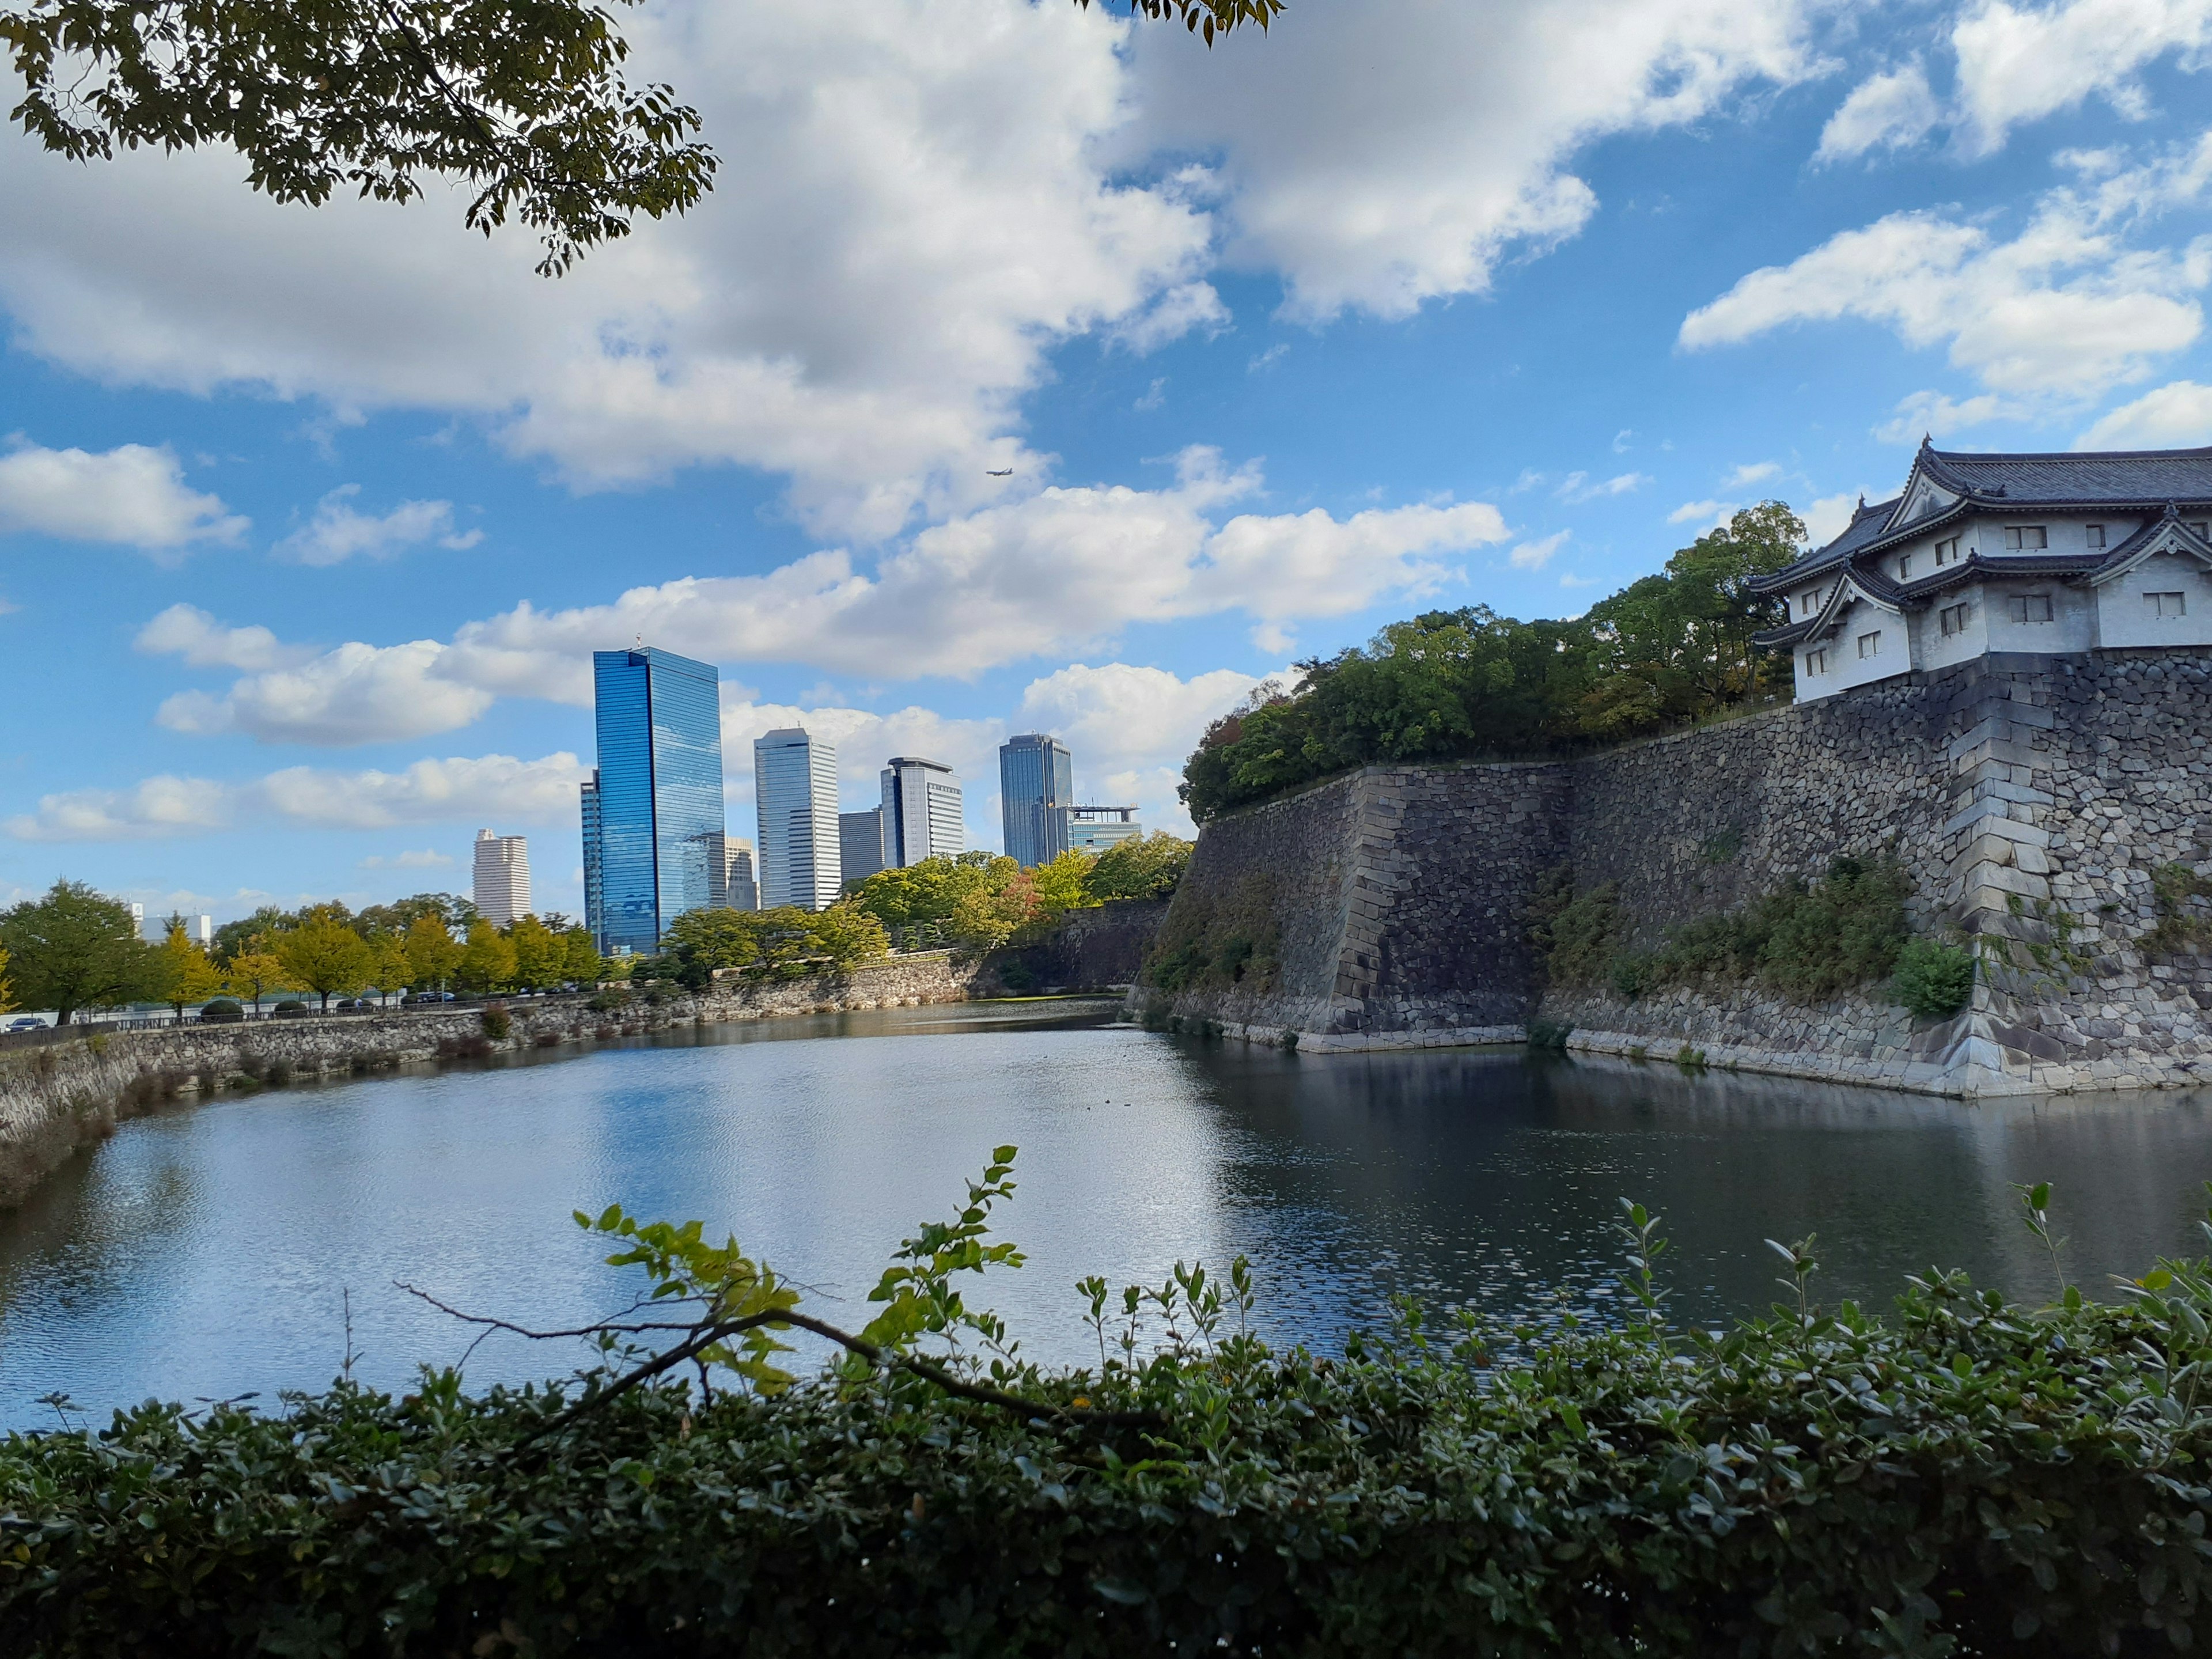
[454,920,517,995]
[403,913,461,993]
[274,914,376,1012]
[1085,831,1193,901]
[661,908,767,974]
[560,926,603,986]
[355,892,478,938]
[1028,851,1099,919]
[2,0,1272,278]
[507,914,562,990]
[805,901,890,969]
[224,946,287,1013]
[370,932,414,1007]
[851,853,1017,931]
[210,904,293,967]
[0,879,159,1025]
[153,924,226,1019]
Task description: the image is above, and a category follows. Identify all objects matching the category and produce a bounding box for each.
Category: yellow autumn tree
[154,924,226,1018]
[225,946,288,1013]
[454,920,517,995]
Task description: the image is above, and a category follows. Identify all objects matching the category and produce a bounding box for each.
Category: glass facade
[999,734,1072,868]
[587,649,726,954]
[880,757,963,867]
[580,771,603,944]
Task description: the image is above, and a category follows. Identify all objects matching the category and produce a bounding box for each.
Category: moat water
[3,999,2211,1430]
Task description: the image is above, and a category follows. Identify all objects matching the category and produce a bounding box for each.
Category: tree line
[1180,503,1806,823]
[0,883,607,1025]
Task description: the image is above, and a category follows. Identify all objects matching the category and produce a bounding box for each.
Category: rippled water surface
[4,1000,2212,1427]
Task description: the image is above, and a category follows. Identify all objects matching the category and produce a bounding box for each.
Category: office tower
[880,757,963,868]
[725,838,759,911]
[839,809,885,884]
[472,829,532,924]
[754,728,840,910]
[194,915,213,946]
[705,831,729,908]
[1066,806,1142,854]
[999,733,1072,868]
[587,647,727,954]
[581,768,604,946]
[129,902,146,941]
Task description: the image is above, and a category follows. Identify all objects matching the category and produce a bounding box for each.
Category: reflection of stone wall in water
[1145,650,2212,1096]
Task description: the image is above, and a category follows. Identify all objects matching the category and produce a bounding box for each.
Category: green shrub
[1524,1017,1572,1050]
[1607,951,1654,1001]
[5,1165,2212,1657]
[1893,937,1976,1018]
[586,987,631,1014]
[479,1005,512,1041]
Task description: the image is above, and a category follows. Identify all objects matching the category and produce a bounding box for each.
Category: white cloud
[153,638,496,747]
[135,603,311,672]
[1817,60,1942,161]
[1556,470,1652,503]
[2077,378,2212,446]
[360,849,457,870]
[1722,460,1782,488]
[1129,0,1816,321]
[1681,142,2212,406]
[3,752,588,840]
[1802,492,1863,546]
[1111,282,1230,354]
[1668,498,1737,526]
[1952,0,2212,156]
[1820,3,2212,162]
[1509,529,1570,569]
[0,441,246,557]
[718,688,1006,833]
[275,485,482,565]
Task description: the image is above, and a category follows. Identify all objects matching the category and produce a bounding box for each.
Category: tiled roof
[1924,445,2212,503]
[1751,495,1902,591]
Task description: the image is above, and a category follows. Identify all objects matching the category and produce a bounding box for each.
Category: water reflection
[1,1006,2209,1429]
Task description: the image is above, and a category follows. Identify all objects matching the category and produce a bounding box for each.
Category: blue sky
[5,0,2212,925]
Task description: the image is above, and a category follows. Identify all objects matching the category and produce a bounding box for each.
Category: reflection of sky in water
[3,1005,2211,1429]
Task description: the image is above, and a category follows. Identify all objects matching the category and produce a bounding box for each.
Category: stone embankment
[1143,649,2212,1097]
[0,953,986,1211]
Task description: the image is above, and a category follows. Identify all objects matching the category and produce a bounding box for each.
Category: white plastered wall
[2095,548,2212,649]
[1797,596,1908,700]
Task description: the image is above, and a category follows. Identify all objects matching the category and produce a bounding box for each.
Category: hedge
[3,1166,2211,1656]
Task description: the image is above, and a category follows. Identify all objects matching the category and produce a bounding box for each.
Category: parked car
[198,999,245,1024]
[6,1016,45,1032]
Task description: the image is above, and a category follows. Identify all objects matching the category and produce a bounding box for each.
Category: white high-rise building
[755,728,842,910]
[472,830,532,924]
[880,757,964,868]
[725,837,759,911]
[195,914,213,945]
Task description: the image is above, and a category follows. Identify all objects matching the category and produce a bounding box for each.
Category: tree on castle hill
[1179,501,1809,823]
[506,914,563,991]
[0,880,159,1025]
[403,912,461,993]
[224,946,288,1013]
[1084,831,1192,901]
[454,920,517,995]
[849,853,1016,932]
[0,0,1274,279]
[272,910,376,1013]
[153,924,225,1020]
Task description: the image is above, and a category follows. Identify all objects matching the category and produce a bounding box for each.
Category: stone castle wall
[0,953,984,1210]
[1146,650,2212,1094]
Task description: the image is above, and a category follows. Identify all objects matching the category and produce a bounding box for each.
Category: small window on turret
[1934,536,1960,564]
[1940,601,1971,636]
[2009,594,2053,623]
[2148,592,2187,619]
[2085,524,2105,548]
[1805,648,1827,675]
[2003,526,2048,550]
[1899,552,1913,578]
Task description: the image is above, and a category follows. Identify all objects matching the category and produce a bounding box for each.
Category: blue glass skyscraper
[584,647,726,954]
[999,733,1072,868]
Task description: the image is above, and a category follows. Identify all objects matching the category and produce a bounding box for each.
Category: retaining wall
[1145,650,2212,1096]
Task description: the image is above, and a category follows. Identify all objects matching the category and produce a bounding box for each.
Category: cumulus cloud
[1130,0,1815,320]
[5,751,593,841]
[1556,470,1651,503]
[1817,60,1942,161]
[1681,139,2212,414]
[276,485,482,565]
[135,603,311,672]
[1802,492,1863,546]
[152,638,497,746]
[1668,498,1736,527]
[1509,529,1570,569]
[2077,378,2212,446]
[359,849,456,869]
[0,441,246,557]
[1722,461,1782,488]
[1820,2,2212,162]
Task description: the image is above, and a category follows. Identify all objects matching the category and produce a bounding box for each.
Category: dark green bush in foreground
[5,1161,2212,1656]
[1893,938,1977,1020]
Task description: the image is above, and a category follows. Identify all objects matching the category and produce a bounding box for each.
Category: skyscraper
[999,733,1072,867]
[1066,806,1142,854]
[472,829,532,924]
[755,728,841,910]
[880,757,963,867]
[585,647,727,954]
[839,808,886,884]
[725,837,759,911]
[581,768,604,945]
